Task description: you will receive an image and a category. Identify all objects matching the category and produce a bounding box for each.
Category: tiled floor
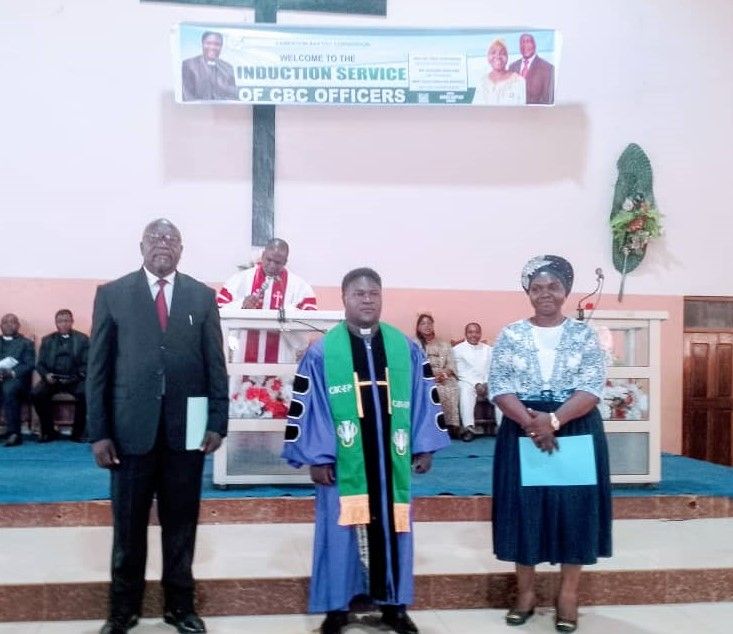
[2,518,733,583]
[1,603,732,633]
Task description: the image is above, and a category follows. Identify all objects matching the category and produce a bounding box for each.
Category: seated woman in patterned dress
[414,313,460,435]
[489,255,612,633]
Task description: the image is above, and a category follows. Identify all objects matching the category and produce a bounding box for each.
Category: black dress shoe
[164,610,206,633]
[38,431,60,443]
[381,607,419,634]
[320,610,350,634]
[99,614,139,633]
[4,433,22,447]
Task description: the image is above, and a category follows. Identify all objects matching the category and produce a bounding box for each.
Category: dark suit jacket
[181,55,237,101]
[508,55,555,104]
[0,334,35,386]
[86,269,229,454]
[36,330,89,380]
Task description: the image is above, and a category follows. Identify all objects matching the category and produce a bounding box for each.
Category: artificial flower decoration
[600,379,649,421]
[611,192,662,264]
[609,144,663,300]
[229,375,292,419]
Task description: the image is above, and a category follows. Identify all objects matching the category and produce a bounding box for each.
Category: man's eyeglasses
[144,233,181,245]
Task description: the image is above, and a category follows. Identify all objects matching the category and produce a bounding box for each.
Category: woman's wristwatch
[549,412,561,431]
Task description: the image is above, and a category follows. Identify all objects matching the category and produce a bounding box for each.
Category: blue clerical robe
[282,328,449,612]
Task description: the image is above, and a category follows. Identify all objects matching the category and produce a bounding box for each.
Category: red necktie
[521,59,529,78]
[155,279,168,331]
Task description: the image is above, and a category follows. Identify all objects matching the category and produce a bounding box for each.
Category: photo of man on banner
[182,30,237,102]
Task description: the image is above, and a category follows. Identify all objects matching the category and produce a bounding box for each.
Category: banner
[172,24,561,106]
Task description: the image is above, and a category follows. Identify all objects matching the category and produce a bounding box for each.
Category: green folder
[186,397,208,450]
[519,434,597,486]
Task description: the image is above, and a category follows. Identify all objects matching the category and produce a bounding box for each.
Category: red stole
[243,265,289,363]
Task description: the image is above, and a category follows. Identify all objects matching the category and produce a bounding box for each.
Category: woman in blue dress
[489,255,611,633]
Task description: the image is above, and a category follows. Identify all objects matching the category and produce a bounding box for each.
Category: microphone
[576,268,604,321]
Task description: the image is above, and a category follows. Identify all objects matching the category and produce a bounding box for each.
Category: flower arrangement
[600,379,648,421]
[229,375,292,419]
[609,143,661,300]
[610,193,663,257]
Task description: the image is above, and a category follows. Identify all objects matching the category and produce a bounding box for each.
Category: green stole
[323,321,413,533]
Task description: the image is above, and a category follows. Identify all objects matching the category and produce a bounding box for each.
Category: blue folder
[519,434,597,486]
[186,397,208,451]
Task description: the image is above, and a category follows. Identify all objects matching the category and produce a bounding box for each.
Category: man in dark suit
[182,31,237,101]
[87,218,228,634]
[0,313,35,447]
[32,308,89,442]
[508,33,555,105]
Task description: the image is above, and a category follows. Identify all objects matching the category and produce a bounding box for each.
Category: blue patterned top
[489,319,606,403]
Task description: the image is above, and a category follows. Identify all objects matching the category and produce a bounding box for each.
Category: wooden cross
[143,0,387,245]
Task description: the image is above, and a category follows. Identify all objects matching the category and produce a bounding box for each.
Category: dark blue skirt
[492,400,612,566]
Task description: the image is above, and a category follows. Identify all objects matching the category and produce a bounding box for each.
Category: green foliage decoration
[610,143,661,275]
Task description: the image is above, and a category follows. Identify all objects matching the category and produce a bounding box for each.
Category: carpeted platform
[1,434,732,504]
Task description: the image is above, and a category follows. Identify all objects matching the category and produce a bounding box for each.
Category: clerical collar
[347,323,378,339]
[61,334,70,339]
[2,336,13,341]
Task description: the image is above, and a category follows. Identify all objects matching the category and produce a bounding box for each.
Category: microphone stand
[576,275,604,321]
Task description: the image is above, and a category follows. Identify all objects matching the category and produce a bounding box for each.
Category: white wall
[1,0,731,296]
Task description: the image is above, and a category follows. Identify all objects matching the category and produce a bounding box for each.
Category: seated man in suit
[0,313,35,447]
[31,309,89,442]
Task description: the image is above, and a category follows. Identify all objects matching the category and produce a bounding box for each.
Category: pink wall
[0,277,683,454]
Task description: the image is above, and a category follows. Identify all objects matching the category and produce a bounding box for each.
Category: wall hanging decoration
[609,143,663,301]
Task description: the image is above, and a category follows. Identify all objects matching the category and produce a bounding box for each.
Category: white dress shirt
[143,267,176,314]
[453,340,492,386]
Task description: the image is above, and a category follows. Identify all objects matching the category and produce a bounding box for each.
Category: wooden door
[683,332,733,465]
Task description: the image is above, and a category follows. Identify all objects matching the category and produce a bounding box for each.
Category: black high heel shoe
[554,600,578,632]
[504,606,535,626]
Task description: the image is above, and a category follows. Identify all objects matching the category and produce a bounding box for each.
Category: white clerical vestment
[217,264,317,363]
